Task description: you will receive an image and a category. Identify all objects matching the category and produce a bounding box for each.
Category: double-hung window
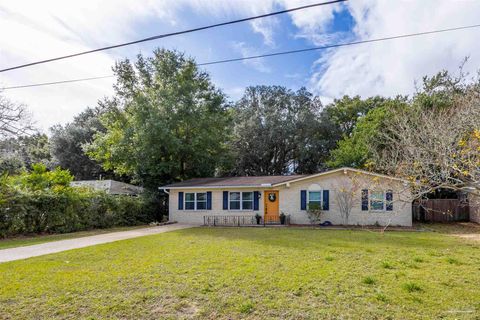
[185,192,207,210]
[229,191,253,210]
[308,191,322,209]
[370,191,385,211]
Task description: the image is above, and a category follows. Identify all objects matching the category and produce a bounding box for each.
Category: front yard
[0,227,479,319]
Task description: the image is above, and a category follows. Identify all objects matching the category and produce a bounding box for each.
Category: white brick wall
[168,171,413,226]
[169,189,264,224]
[278,171,412,226]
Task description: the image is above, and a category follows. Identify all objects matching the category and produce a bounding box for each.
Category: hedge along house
[161,167,413,226]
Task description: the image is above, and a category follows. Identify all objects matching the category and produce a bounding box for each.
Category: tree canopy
[50,106,114,180]
[229,86,329,175]
[86,49,231,189]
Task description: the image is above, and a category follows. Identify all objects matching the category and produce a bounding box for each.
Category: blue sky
[0,0,479,131]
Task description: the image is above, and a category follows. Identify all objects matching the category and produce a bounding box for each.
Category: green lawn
[0,225,148,250]
[0,228,479,319]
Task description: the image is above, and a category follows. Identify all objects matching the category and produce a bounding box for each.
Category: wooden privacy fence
[413,199,469,222]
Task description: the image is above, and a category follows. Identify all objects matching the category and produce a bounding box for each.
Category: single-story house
[70,180,144,195]
[160,167,413,226]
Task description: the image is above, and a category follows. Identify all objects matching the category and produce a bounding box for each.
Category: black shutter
[178,192,184,210]
[207,191,212,210]
[223,191,229,210]
[322,190,329,211]
[361,189,368,211]
[386,190,393,211]
[253,191,259,211]
[301,190,307,210]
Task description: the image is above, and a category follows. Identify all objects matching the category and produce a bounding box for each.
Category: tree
[0,94,34,138]
[50,106,114,180]
[229,86,326,175]
[86,49,231,189]
[372,89,480,198]
[328,98,407,168]
[0,134,51,174]
[333,174,360,225]
[324,95,385,136]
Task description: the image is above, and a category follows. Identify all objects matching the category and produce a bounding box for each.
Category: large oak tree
[86,49,231,189]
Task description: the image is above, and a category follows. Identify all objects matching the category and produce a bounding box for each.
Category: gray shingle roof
[161,175,307,188]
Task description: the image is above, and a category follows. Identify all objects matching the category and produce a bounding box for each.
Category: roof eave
[160,184,272,190]
[272,167,408,187]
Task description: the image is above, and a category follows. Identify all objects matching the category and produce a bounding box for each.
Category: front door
[264,190,279,222]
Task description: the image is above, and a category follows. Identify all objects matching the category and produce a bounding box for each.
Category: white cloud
[2,0,478,133]
[231,42,271,73]
[306,0,480,99]
[0,0,295,132]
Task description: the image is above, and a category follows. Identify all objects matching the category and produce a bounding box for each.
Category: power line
[198,23,480,66]
[2,23,480,91]
[1,75,114,90]
[0,0,346,73]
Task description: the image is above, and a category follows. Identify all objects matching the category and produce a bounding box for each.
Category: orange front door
[264,190,279,220]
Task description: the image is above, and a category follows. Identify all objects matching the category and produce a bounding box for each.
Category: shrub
[0,166,158,237]
[306,203,323,225]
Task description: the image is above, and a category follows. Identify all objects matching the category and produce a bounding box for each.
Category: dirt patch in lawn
[417,222,480,242]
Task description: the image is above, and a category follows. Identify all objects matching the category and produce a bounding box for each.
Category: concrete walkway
[0,224,194,263]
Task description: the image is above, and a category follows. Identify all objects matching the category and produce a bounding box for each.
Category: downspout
[159,187,170,194]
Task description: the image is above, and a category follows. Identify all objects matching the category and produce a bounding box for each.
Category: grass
[0,225,148,250]
[0,227,479,319]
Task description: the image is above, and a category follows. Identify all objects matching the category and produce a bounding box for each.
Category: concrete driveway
[0,224,194,263]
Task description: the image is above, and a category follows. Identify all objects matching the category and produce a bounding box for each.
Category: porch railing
[203,215,290,226]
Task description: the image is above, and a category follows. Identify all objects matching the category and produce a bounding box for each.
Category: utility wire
[1,75,114,90]
[198,23,480,66]
[0,0,346,73]
[2,23,480,90]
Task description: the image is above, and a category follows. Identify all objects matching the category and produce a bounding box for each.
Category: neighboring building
[160,167,413,226]
[70,180,143,195]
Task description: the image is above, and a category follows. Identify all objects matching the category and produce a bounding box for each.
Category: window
[229,192,240,210]
[308,191,322,209]
[242,192,253,210]
[185,193,195,210]
[229,191,254,210]
[370,191,385,211]
[196,193,207,210]
[185,192,207,210]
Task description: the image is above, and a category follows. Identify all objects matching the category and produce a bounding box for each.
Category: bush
[306,202,323,225]
[0,166,158,237]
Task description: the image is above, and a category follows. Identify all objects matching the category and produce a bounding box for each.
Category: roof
[70,180,144,195]
[271,167,408,186]
[161,175,306,189]
[160,167,407,190]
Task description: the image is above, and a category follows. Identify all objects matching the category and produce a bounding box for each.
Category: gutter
[159,184,273,190]
[158,187,170,194]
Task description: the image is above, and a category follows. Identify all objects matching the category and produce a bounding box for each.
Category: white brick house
[160,167,413,226]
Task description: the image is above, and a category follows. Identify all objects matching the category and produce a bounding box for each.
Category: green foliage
[362,276,376,285]
[324,95,385,136]
[86,49,231,189]
[328,98,407,168]
[49,106,115,180]
[403,282,423,293]
[0,133,51,174]
[230,86,327,175]
[0,165,156,237]
[306,202,323,225]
